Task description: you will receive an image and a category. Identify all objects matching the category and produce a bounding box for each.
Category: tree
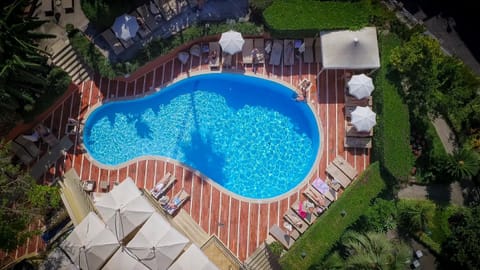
[444,147,480,180]
[389,34,444,117]
[340,231,411,270]
[439,206,480,270]
[359,198,397,233]
[0,140,61,251]
[397,200,434,235]
[0,0,54,129]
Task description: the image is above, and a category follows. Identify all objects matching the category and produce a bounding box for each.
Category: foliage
[0,0,54,131]
[263,0,377,37]
[0,141,61,251]
[316,251,344,270]
[356,198,397,233]
[267,241,284,258]
[69,31,117,78]
[444,147,480,181]
[397,199,435,235]
[373,33,414,183]
[418,232,441,254]
[389,34,444,117]
[279,162,386,270]
[439,206,480,270]
[340,231,411,270]
[80,0,136,31]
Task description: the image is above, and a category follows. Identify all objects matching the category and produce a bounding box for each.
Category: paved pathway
[398,181,464,206]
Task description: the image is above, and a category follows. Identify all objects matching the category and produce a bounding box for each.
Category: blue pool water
[84,73,320,199]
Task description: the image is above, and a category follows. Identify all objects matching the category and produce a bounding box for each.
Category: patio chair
[253,38,265,64]
[269,40,283,66]
[208,42,220,69]
[150,172,176,200]
[136,4,160,32]
[242,39,254,65]
[283,209,308,234]
[344,136,372,149]
[100,29,125,55]
[35,124,59,147]
[283,40,295,66]
[269,224,294,250]
[163,189,190,215]
[326,163,351,189]
[303,38,314,64]
[291,200,317,225]
[314,37,322,63]
[332,156,358,180]
[14,136,40,158]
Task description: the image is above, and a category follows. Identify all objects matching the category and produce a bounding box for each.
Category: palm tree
[340,231,411,270]
[397,200,434,235]
[444,148,480,180]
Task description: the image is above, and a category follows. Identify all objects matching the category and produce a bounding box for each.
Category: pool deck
[2,42,370,263]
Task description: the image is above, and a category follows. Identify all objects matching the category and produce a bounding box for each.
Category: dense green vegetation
[373,34,415,183]
[280,162,386,269]
[263,0,376,36]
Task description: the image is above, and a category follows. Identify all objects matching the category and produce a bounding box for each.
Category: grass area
[279,162,386,270]
[373,33,415,183]
[263,0,376,36]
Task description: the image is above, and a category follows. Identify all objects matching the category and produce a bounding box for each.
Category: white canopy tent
[168,244,219,270]
[321,27,380,70]
[126,212,190,270]
[94,177,155,241]
[103,247,150,270]
[60,212,119,270]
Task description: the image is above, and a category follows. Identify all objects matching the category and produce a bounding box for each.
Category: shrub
[267,241,284,258]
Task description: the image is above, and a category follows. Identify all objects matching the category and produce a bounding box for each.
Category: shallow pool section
[84,73,320,199]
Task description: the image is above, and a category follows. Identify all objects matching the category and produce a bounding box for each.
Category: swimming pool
[83,73,320,199]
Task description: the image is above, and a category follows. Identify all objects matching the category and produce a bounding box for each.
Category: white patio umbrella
[177,51,190,64]
[218,30,245,55]
[102,247,150,270]
[94,177,155,241]
[112,14,139,41]
[351,106,377,132]
[60,212,119,270]
[347,73,374,99]
[168,244,219,270]
[126,212,190,270]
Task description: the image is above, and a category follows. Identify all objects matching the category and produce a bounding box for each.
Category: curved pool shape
[84,73,320,199]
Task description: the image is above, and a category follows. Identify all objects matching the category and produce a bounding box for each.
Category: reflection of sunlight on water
[88,90,315,199]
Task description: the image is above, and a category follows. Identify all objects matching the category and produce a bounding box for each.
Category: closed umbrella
[168,244,219,270]
[347,73,374,99]
[218,30,244,55]
[112,14,139,41]
[351,106,376,132]
[60,212,119,270]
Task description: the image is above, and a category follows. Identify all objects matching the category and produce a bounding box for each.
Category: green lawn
[279,162,386,269]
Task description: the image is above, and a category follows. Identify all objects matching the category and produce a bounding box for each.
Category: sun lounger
[303,38,314,64]
[283,40,295,66]
[269,224,294,250]
[101,29,125,55]
[208,42,220,69]
[284,209,308,234]
[136,4,159,32]
[10,141,35,165]
[324,177,342,191]
[291,200,317,225]
[163,189,190,215]
[14,136,40,158]
[345,94,373,106]
[253,38,265,64]
[314,37,322,63]
[326,163,351,188]
[344,136,372,149]
[312,177,336,202]
[333,156,358,180]
[116,30,134,48]
[346,124,374,137]
[269,40,283,66]
[150,172,176,200]
[154,0,175,21]
[222,52,232,69]
[62,0,73,12]
[303,185,331,209]
[30,136,73,179]
[35,124,59,147]
[242,39,254,65]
